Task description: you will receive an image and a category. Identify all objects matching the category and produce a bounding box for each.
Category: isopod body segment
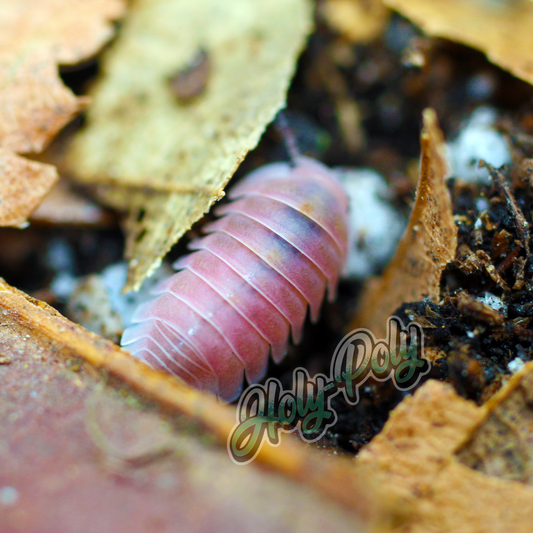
[121,156,350,401]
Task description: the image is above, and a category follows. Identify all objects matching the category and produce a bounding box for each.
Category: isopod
[121,156,349,400]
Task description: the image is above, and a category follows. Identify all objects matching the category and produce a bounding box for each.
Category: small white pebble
[476,292,507,315]
[101,262,174,328]
[50,272,78,300]
[466,72,496,101]
[508,357,525,374]
[0,486,19,506]
[475,197,489,212]
[334,168,405,279]
[447,107,511,184]
[46,239,75,273]
[474,218,483,230]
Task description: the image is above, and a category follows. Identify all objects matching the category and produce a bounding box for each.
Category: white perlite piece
[508,357,526,374]
[0,486,19,506]
[101,262,174,329]
[447,106,511,184]
[335,168,405,279]
[476,291,507,316]
[67,261,174,341]
[477,292,507,316]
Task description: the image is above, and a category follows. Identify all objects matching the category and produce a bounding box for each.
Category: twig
[480,160,530,255]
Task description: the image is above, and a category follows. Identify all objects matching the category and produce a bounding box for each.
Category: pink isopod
[121,156,349,401]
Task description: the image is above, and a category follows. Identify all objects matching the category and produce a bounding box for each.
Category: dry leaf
[66,0,314,291]
[457,366,533,484]
[0,149,58,227]
[0,0,125,153]
[0,51,86,155]
[0,277,394,528]
[320,0,390,44]
[0,0,126,227]
[382,0,533,86]
[0,282,371,532]
[30,179,113,227]
[353,109,457,339]
[355,372,533,533]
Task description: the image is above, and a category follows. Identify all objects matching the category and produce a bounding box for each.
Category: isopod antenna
[275,111,301,165]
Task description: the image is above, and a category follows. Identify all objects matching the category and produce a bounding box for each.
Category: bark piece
[353,109,457,339]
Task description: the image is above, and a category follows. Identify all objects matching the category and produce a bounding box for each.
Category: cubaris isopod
[121,156,349,400]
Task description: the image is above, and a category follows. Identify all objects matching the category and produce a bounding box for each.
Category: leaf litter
[392,118,533,402]
[355,371,533,533]
[66,0,314,291]
[0,0,126,227]
[0,297,365,532]
[349,108,533,528]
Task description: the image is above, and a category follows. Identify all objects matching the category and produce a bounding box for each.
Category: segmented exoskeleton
[121,157,349,400]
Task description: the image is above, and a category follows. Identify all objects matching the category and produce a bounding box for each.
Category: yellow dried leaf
[356,369,533,533]
[66,0,314,291]
[0,149,58,227]
[320,0,390,43]
[353,109,457,339]
[382,0,533,86]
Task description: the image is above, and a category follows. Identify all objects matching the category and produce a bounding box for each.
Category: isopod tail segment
[121,156,349,402]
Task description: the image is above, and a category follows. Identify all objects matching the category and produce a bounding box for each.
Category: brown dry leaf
[0,0,125,153]
[352,109,457,339]
[66,0,314,291]
[0,51,86,155]
[0,0,126,227]
[320,0,390,43]
[382,0,533,86]
[457,365,533,484]
[0,149,58,227]
[30,178,114,227]
[0,277,398,530]
[355,372,533,533]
